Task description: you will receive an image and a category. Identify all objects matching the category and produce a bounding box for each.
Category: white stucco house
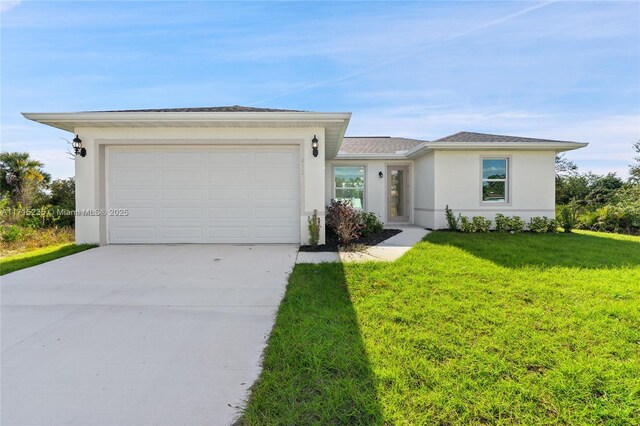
[24,106,587,245]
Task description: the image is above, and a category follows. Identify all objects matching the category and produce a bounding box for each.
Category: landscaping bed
[299,228,402,252]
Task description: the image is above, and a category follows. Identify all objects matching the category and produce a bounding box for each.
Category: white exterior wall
[431,150,556,229]
[325,159,413,224]
[413,152,435,228]
[74,126,326,245]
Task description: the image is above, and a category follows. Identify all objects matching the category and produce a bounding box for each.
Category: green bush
[558,205,577,233]
[445,205,458,231]
[494,214,509,232]
[1,225,23,243]
[528,216,557,233]
[359,211,383,237]
[459,215,473,233]
[495,214,525,233]
[508,216,525,233]
[458,215,491,233]
[576,203,640,234]
[471,216,491,233]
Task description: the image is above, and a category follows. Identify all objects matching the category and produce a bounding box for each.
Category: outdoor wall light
[73,135,87,157]
[311,135,319,158]
[379,171,384,178]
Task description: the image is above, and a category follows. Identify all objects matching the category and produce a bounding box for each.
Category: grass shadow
[0,243,96,276]
[425,230,640,269]
[238,262,383,425]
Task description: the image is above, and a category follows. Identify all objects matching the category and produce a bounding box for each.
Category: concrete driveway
[1,244,297,425]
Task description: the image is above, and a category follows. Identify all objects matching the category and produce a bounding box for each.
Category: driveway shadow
[425,231,640,269]
[238,262,383,425]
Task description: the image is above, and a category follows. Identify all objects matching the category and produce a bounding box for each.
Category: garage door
[107,146,300,244]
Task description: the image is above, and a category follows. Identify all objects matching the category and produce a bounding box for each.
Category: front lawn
[0,243,96,275]
[240,230,640,424]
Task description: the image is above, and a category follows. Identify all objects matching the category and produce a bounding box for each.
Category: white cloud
[0,0,22,13]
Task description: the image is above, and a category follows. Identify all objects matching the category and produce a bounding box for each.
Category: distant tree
[555,153,578,179]
[556,174,590,205]
[630,140,640,184]
[0,152,50,206]
[584,172,625,206]
[50,178,75,208]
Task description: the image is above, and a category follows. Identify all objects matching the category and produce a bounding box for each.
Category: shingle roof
[432,131,581,144]
[92,105,306,113]
[339,136,426,155]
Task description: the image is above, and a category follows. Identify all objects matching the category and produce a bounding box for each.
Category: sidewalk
[296,226,429,264]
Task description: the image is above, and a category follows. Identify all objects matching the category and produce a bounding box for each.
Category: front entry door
[387,166,409,222]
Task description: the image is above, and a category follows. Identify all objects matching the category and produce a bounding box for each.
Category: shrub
[445,205,458,231]
[326,199,362,245]
[558,205,577,233]
[471,216,491,233]
[307,209,321,246]
[1,225,22,243]
[508,216,525,233]
[528,216,557,233]
[495,213,509,232]
[359,211,383,237]
[458,215,473,233]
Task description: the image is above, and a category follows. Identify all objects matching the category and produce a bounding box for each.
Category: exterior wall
[430,150,556,229]
[325,159,413,224]
[74,126,326,245]
[413,152,435,228]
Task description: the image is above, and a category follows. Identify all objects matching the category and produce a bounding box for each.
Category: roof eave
[334,153,408,160]
[406,141,588,158]
[22,111,352,160]
[22,111,352,130]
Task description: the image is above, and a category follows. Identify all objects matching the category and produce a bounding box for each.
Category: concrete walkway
[1,245,297,426]
[296,226,429,264]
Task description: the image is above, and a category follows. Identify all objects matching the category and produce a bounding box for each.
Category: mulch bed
[299,229,402,252]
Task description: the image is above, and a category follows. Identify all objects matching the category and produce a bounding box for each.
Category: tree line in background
[0,152,76,252]
[555,141,640,234]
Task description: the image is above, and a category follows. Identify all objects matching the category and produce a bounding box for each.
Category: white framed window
[482,158,508,202]
[333,165,365,209]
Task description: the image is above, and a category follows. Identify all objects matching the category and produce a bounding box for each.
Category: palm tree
[0,152,49,206]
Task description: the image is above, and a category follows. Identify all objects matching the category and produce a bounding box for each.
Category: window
[482,158,508,202]
[334,166,365,209]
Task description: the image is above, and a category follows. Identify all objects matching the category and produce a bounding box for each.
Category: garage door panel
[162,169,203,183]
[112,169,157,184]
[161,152,203,167]
[255,187,297,201]
[112,188,156,202]
[255,151,298,164]
[111,152,157,167]
[161,188,202,201]
[255,207,298,219]
[161,207,202,219]
[208,226,249,240]
[256,167,298,183]
[207,168,250,183]
[208,207,250,218]
[112,226,156,241]
[119,207,156,219]
[162,227,203,239]
[207,152,249,166]
[108,146,300,244]
[208,188,250,201]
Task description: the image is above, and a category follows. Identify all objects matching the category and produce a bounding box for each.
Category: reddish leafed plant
[326,199,362,245]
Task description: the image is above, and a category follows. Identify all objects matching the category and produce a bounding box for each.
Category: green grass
[0,243,97,275]
[240,231,640,425]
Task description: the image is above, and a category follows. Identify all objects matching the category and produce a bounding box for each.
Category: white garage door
[107,146,300,244]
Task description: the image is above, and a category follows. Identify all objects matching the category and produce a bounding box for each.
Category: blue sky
[1,0,639,179]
